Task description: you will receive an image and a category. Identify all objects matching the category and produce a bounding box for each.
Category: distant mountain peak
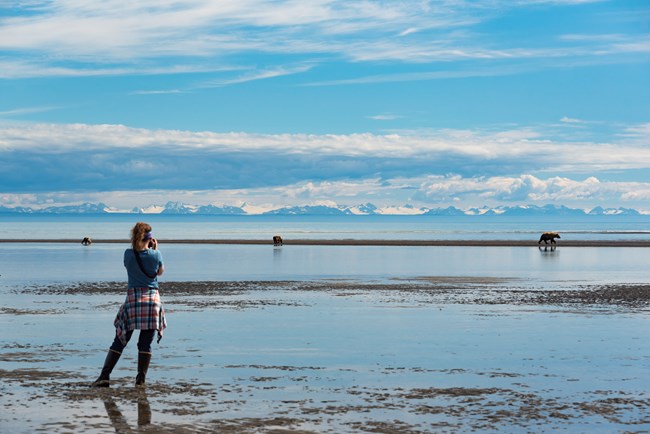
[0,202,646,216]
[39,202,110,214]
[588,206,639,216]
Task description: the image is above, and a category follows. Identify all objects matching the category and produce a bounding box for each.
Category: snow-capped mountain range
[0,202,645,216]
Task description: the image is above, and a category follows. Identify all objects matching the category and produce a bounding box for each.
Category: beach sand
[1,277,649,433]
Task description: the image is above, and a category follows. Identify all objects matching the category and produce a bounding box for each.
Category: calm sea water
[1,242,649,286]
[1,214,650,286]
[1,213,650,241]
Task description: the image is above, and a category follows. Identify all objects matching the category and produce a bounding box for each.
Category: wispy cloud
[302,31,650,86]
[1,1,646,79]
[196,63,315,88]
[517,0,607,5]
[304,64,531,86]
[367,113,402,121]
[560,33,626,42]
[0,1,451,62]
[618,123,650,144]
[0,60,241,79]
[0,106,61,116]
[130,89,185,95]
[560,116,587,124]
[398,28,419,37]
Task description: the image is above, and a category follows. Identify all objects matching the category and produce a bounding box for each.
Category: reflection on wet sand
[103,391,152,432]
[137,393,152,426]
[103,397,128,432]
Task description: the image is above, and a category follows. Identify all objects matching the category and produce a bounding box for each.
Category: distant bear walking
[273,235,283,246]
[538,232,560,244]
[81,237,93,246]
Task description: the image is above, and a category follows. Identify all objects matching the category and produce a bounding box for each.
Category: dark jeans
[109,329,155,353]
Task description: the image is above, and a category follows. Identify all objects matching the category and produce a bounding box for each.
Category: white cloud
[560,116,586,123]
[304,64,536,86]
[398,27,418,36]
[621,123,650,137]
[0,1,455,60]
[1,1,645,78]
[560,33,626,42]
[615,123,650,146]
[2,121,650,172]
[418,174,646,206]
[610,36,650,54]
[130,89,185,95]
[196,63,315,87]
[2,174,649,211]
[367,113,402,121]
[0,60,238,79]
[0,106,61,116]
[0,120,648,212]
[519,0,607,5]
[621,189,650,201]
[278,179,386,200]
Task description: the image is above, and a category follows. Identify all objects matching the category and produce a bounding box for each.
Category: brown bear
[538,232,560,244]
[273,235,283,246]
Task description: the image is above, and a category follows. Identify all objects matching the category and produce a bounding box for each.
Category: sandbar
[1,238,650,247]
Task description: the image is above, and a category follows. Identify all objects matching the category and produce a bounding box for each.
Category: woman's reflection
[102,391,152,432]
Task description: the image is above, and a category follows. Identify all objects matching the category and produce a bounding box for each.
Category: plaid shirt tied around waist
[114,287,167,345]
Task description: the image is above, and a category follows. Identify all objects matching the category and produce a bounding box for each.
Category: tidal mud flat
[1,278,649,433]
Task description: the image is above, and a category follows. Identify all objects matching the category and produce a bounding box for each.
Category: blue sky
[1,0,649,212]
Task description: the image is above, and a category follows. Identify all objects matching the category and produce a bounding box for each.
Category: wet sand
[2,238,650,247]
[2,368,647,433]
[19,278,650,310]
[2,278,649,432]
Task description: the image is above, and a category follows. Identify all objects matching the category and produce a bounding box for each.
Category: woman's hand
[149,238,158,250]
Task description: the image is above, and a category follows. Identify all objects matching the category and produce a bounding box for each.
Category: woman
[92,222,167,387]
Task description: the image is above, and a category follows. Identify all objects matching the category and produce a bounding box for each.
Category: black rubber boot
[135,352,152,386]
[91,349,122,387]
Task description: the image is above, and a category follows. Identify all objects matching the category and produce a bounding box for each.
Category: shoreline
[1,238,650,247]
